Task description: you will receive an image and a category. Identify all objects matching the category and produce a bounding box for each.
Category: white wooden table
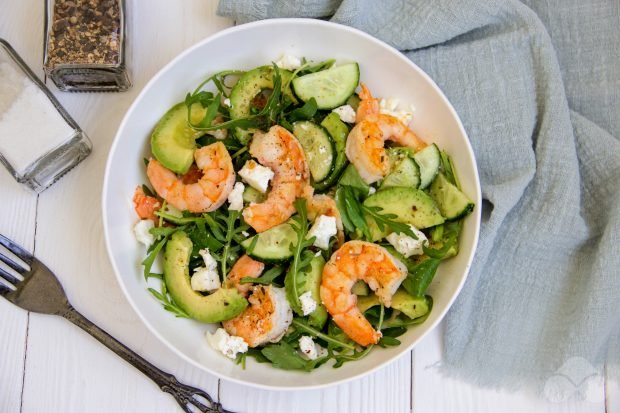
[1,2,617,412]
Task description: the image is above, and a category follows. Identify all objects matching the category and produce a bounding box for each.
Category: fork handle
[61,306,230,413]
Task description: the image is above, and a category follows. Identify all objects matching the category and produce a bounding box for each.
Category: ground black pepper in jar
[43,0,131,92]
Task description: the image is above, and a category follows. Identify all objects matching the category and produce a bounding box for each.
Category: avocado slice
[363,186,445,241]
[357,289,431,320]
[229,65,297,144]
[150,103,206,175]
[163,231,247,323]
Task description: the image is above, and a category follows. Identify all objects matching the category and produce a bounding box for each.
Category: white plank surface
[0,1,611,413]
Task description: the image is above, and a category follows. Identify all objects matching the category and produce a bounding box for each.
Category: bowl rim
[102,17,481,391]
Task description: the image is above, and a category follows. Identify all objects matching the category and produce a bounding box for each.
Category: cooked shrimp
[346,113,427,184]
[356,82,379,123]
[225,254,265,298]
[242,125,312,232]
[147,142,235,213]
[223,285,293,347]
[320,241,408,346]
[133,186,161,222]
[307,194,344,246]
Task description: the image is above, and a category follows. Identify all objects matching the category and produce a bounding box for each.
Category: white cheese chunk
[199,248,218,270]
[227,182,245,211]
[379,97,415,125]
[386,225,428,257]
[275,53,302,71]
[299,291,317,316]
[307,215,337,250]
[191,266,221,292]
[368,187,376,195]
[332,104,357,123]
[133,219,155,247]
[299,336,328,360]
[223,98,231,107]
[238,160,274,194]
[205,328,248,359]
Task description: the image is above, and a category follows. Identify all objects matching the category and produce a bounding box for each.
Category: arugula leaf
[240,265,283,285]
[361,204,416,239]
[334,187,355,232]
[292,319,356,351]
[286,97,318,122]
[186,221,224,255]
[333,346,373,368]
[285,199,316,312]
[147,281,189,319]
[341,186,371,239]
[401,258,441,297]
[261,341,312,371]
[141,234,170,281]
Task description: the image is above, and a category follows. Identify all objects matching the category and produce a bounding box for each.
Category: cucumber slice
[240,221,297,262]
[364,187,444,239]
[429,173,474,220]
[380,148,421,190]
[292,121,335,183]
[292,63,360,109]
[242,186,266,204]
[151,103,206,174]
[314,112,350,192]
[413,143,441,189]
[229,66,296,144]
[285,255,328,329]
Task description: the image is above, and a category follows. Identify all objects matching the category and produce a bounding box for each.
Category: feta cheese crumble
[386,225,428,257]
[298,336,328,360]
[299,291,317,316]
[332,104,357,123]
[227,182,245,211]
[191,249,221,292]
[206,328,248,359]
[191,267,221,292]
[133,219,155,247]
[307,215,337,250]
[368,187,377,195]
[223,98,231,107]
[238,160,274,193]
[379,98,415,125]
[275,53,302,71]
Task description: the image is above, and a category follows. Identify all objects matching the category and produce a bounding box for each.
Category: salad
[132,55,474,371]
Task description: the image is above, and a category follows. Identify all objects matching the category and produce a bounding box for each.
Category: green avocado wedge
[163,231,247,323]
[150,103,206,175]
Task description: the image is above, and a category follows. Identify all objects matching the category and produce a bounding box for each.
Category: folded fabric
[217,0,620,388]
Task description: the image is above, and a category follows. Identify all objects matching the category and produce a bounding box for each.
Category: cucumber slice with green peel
[292,121,335,183]
[380,148,421,190]
[292,63,360,110]
[242,186,266,204]
[229,66,296,144]
[314,112,350,192]
[150,103,206,174]
[429,173,474,220]
[240,221,297,262]
[285,255,328,329]
[413,143,441,189]
[364,187,444,237]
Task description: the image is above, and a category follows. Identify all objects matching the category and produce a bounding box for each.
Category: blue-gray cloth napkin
[217,0,620,388]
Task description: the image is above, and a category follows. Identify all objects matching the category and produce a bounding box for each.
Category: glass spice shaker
[43,0,131,92]
[0,39,92,192]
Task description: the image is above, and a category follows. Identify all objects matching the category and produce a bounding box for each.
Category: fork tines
[0,234,33,291]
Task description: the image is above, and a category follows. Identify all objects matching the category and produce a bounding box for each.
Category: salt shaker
[0,39,91,192]
[43,0,131,92]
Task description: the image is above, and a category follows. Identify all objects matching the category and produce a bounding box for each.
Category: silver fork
[0,233,231,413]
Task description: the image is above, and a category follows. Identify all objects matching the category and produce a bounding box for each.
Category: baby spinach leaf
[287,97,318,122]
[240,265,283,285]
[261,341,311,371]
[401,258,441,297]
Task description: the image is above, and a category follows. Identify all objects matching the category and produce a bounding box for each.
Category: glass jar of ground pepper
[43,0,131,92]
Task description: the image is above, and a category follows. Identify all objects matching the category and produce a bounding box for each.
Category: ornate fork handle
[62,306,230,413]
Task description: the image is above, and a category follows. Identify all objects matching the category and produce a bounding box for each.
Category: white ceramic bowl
[103,18,481,390]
